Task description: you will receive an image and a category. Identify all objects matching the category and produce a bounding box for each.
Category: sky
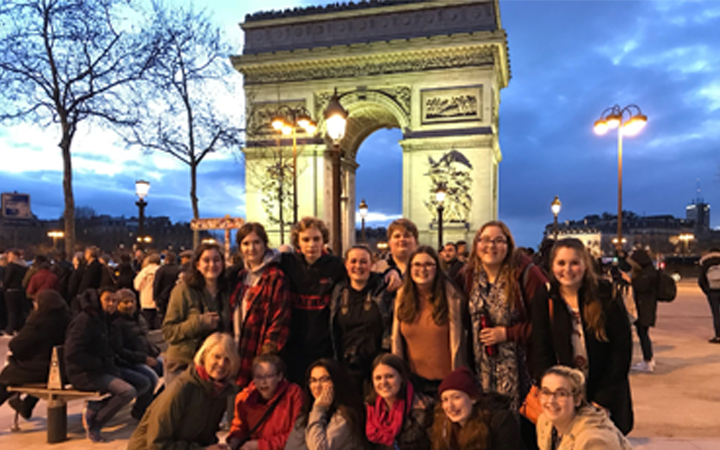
[1,0,719,247]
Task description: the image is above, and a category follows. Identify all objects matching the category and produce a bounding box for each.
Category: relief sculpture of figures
[424,150,473,223]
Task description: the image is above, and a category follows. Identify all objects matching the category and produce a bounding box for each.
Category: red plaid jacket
[230,263,292,388]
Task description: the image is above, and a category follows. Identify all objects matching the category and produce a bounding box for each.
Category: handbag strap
[247,387,286,436]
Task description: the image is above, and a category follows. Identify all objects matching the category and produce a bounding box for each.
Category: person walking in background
[699,248,720,343]
[153,251,181,316]
[627,248,659,373]
[66,251,85,303]
[232,222,291,390]
[128,332,240,450]
[115,252,136,291]
[25,254,59,300]
[163,242,230,386]
[391,246,466,397]
[3,249,28,335]
[536,366,632,450]
[532,238,633,435]
[134,252,162,329]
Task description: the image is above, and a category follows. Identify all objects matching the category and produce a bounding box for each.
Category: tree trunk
[191,161,199,249]
[60,132,75,256]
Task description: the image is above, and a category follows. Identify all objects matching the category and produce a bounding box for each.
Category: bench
[7,346,103,443]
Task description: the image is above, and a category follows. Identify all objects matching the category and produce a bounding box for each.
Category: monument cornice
[235,39,507,86]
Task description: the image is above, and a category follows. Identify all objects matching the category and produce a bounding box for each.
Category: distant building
[686,199,710,235]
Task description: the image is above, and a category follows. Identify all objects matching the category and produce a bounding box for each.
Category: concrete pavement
[0,281,719,449]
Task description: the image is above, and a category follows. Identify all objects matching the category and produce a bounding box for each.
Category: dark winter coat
[699,251,720,295]
[110,312,161,367]
[3,261,27,290]
[532,280,634,435]
[64,290,119,390]
[629,249,658,327]
[127,365,235,450]
[369,393,434,450]
[153,263,181,314]
[115,262,137,291]
[0,302,71,385]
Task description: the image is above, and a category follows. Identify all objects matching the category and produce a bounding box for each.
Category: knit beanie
[438,367,482,399]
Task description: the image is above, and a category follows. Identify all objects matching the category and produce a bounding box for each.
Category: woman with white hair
[536,366,632,450]
[128,332,240,450]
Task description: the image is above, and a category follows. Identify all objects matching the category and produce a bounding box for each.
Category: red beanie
[438,367,482,399]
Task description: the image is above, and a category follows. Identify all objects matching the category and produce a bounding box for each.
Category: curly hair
[396,246,449,326]
[291,217,329,250]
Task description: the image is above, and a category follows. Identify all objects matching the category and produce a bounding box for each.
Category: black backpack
[656,269,677,302]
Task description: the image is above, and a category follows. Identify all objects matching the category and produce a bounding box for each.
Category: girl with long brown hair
[391,246,466,397]
[531,238,633,435]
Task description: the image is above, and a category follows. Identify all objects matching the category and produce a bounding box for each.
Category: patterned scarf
[366,382,414,446]
[195,364,229,396]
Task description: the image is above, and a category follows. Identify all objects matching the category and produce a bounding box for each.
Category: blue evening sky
[1,0,719,247]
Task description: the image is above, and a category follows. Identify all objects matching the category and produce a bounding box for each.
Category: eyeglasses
[478,237,508,246]
[309,376,332,385]
[539,388,573,400]
[411,262,437,270]
[253,373,278,382]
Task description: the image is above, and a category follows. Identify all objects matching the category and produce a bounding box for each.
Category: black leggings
[635,323,653,361]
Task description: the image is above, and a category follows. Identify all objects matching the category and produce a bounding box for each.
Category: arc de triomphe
[233,0,510,250]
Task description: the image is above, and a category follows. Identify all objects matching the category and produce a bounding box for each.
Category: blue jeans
[87,375,136,429]
[118,367,153,417]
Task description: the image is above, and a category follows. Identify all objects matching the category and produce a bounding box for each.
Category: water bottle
[479,312,498,357]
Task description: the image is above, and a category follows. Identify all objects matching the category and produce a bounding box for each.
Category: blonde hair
[542,365,587,406]
[194,333,240,380]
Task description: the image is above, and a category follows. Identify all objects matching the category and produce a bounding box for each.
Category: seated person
[0,290,71,418]
[536,365,633,450]
[64,289,138,442]
[430,367,519,450]
[227,354,302,450]
[127,332,240,450]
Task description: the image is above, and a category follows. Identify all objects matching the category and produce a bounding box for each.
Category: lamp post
[594,104,647,252]
[47,230,64,250]
[435,184,447,250]
[678,233,694,255]
[551,196,561,240]
[359,199,368,243]
[271,107,317,225]
[135,180,150,250]
[324,88,348,256]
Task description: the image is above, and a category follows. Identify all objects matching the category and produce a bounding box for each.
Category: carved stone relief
[422,86,482,124]
[246,100,306,137]
[424,150,473,223]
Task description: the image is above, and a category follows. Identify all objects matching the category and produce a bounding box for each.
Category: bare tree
[125,1,242,248]
[0,0,163,255]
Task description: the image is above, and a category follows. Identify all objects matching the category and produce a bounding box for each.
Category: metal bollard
[47,398,67,443]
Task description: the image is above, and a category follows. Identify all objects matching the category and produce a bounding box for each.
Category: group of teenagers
[2,216,638,450]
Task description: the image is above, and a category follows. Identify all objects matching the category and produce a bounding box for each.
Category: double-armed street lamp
[435,184,447,250]
[551,196,561,240]
[271,107,318,225]
[594,104,647,252]
[324,88,349,256]
[359,199,369,243]
[135,180,150,250]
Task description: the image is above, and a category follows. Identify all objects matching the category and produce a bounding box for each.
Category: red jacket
[26,268,59,299]
[228,380,303,450]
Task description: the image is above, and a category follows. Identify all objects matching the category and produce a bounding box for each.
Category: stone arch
[234,0,510,250]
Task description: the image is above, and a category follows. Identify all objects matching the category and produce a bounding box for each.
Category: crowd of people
[2,214,706,449]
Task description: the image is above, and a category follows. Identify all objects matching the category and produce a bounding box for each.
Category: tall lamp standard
[359,199,368,243]
[324,88,348,256]
[47,230,64,250]
[271,107,317,225]
[135,180,150,250]
[435,184,447,250]
[594,104,647,252]
[551,196,561,240]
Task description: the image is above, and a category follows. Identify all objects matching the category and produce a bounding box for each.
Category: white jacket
[134,263,160,310]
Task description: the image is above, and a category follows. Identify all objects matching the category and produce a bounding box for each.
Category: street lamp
[551,196,562,240]
[594,104,647,251]
[678,233,694,254]
[47,230,64,250]
[359,199,369,243]
[135,180,150,250]
[271,106,317,224]
[325,88,348,256]
[435,184,447,249]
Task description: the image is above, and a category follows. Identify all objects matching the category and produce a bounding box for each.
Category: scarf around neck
[366,382,414,446]
[195,364,229,396]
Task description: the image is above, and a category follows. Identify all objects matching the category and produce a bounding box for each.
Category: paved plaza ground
[0,281,719,449]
